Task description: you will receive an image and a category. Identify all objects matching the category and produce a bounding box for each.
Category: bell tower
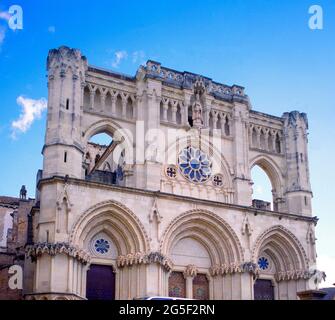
[43,46,87,179]
[283,111,312,215]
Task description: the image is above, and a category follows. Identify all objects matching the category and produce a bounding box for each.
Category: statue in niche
[192,93,203,128]
[191,79,205,129]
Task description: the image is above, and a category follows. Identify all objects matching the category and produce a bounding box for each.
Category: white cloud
[111,50,128,68]
[0,10,10,22]
[0,27,5,47]
[318,254,335,288]
[132,50,146,65]
[48,26,56,33]
[254,185,264,196]
[11,96,47,139]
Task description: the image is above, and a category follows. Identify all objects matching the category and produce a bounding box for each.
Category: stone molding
[116,251,173,272]
[275,270,312,282]
[25,242,91,265]
[209,262,244,277]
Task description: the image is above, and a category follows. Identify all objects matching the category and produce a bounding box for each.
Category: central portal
[86,264,115,300]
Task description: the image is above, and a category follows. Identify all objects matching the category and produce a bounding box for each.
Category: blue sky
[0,0,334,285]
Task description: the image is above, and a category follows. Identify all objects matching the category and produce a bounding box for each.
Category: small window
[64,151,67,163]
[305,196,308,206]
[66,99,70,110]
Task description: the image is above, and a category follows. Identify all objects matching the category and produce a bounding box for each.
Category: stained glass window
[258,257,269,270]
[94,238,110,254]
[178,147,212,183]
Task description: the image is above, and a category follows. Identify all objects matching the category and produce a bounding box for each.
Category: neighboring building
[0,189,35,300]
[2,46,322,300]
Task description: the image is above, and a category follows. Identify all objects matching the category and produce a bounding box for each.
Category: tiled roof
[0,196,20,207]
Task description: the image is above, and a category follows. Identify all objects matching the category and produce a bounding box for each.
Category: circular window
[94,238,110,255]
[166,165,177,178]
[212,174,224,187]
[178,147,212,183]
[258,257,269,270]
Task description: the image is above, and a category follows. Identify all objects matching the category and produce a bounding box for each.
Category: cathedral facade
[23,46,319,300]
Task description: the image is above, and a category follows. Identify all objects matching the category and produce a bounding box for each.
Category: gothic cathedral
[23,46,318,300]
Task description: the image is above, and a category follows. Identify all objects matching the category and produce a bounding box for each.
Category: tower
[283,111,312,215]
[43,46,87,179]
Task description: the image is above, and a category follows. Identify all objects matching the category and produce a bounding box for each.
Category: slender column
[171,103,178,124]
[185,276,194,299]
[122,100,127,118]
[271,130,276,152]
[111,96,116,115]
[100,93,106,113]
[220,114,226,136]
[212,111,218,130]
[256,127,261,149]
[204,108,210,128]
[162,101,168,121]
[89,91,95,110]
[264,129,270,151]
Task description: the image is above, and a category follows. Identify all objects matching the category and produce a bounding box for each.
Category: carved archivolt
[252,225,309,272]
[26,242,91,265]
[160,209,244,266]
[69,200,150,254]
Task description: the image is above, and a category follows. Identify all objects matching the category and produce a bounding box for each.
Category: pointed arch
[69,200,150,254]
[252,225,309,272]
[83,119,134,165]
[250,154,284,197]
[160,210,244,266]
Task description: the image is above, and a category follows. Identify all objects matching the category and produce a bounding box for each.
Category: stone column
[111,96,116,115]
[100,92,106,113]
[183,265,198,299]
[89,91,95,110]
[171,103,178,124]
[122,99,127,118]
[162,100,168,121]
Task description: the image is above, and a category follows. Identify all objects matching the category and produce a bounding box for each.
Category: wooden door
[254,279,274,300]
[86,264,115,300]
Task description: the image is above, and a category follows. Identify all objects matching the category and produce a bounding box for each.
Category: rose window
[178,147,212,183]
[94,238,110,254]
[258,257,269,270]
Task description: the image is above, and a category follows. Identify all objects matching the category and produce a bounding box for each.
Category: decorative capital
[240,262,260,278]
[183,265,198,278]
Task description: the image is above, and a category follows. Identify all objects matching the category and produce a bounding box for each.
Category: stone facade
[2,46,322,300]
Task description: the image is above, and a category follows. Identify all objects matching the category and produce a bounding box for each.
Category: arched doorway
[254,279,274,300]
[86,264,115,300]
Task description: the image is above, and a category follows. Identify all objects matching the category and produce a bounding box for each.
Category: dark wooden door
[254,279,274,300]
[86,264,115,300]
